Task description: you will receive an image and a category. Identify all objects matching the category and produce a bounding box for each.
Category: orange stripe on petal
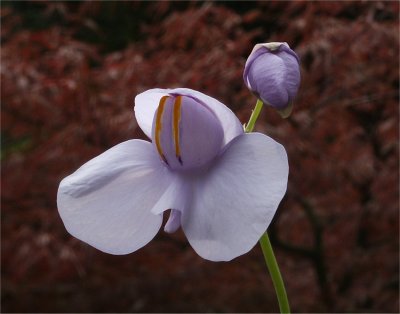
[155,96,169,164]
[172,96,183,164]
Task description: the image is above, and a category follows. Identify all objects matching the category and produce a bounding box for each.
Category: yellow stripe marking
[155,96,169,164]
[172,96,183,164]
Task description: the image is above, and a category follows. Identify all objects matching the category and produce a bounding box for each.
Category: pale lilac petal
[150,175,190,233]
[151,174,190,215]
[151,95,224,170]
[134,88,243,145]
[164,209,182,233]
[57,140,175,255]
[171,88,244,145]
[181,133,288,261]
[134,89,170,139]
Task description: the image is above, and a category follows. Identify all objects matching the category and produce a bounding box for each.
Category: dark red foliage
[2,1,399,313]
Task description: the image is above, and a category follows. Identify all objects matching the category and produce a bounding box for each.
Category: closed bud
[243,42,300,118]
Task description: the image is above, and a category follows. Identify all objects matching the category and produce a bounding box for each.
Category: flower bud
[243,42,300,118]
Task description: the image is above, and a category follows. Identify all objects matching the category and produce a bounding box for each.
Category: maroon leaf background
[2,1,399,312]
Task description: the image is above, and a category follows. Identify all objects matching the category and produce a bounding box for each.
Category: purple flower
[243,42,301,117]
[57,88,288,261]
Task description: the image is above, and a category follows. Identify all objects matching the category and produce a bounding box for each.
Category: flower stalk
[260,233,290,314]
[244,99,263,133]
[245,99,290,314]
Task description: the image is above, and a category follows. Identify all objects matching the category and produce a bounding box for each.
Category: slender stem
[244,99,263,133]
[245,98,291,313]
[260,233,291,314]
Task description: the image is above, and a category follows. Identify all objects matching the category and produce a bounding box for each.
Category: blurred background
[1,1,399,313]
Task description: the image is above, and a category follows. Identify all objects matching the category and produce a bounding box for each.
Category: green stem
[245,99,290,314]
[244,99,263,133]
[260,233,291,314]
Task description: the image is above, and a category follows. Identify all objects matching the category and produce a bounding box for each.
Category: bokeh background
[2,1,399,313]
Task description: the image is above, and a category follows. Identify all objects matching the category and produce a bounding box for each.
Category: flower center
[151,94,224,171]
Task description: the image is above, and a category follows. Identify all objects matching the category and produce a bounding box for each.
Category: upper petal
[57,139,178,255]
[134,88,243,145]
[181,133,288,261]
[150,94,224,170]
[171,88,244,146]
[134,88,170,139]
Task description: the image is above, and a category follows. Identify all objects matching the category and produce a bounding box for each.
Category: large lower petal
[57,140,178,255]
[134,88,243,145]
[181,133,288,261]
